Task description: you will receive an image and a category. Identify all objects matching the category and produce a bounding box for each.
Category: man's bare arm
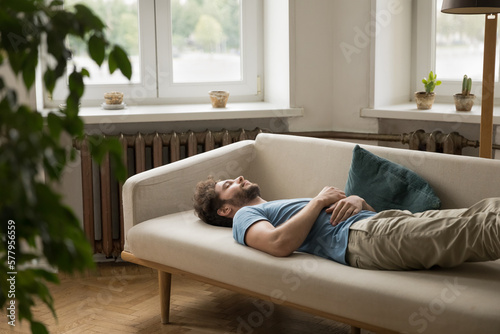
[244,187,345,257]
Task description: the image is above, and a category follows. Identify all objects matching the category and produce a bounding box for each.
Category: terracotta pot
[453,93,475,112]
[414,92,435,110]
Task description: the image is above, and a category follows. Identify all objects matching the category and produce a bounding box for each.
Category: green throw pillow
[345,145,441,213]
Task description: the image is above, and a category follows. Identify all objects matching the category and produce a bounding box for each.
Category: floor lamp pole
[480,14,497,159]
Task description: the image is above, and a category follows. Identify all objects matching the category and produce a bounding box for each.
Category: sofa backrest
[246,133,500,209]
[245,133,354,200]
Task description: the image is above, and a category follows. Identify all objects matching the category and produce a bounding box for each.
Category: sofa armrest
[122,140,256,236]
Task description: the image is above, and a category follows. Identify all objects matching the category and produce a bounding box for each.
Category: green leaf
[68,70,84,98]
[88,34,105,66]
[22,68,36,91]
[31,268,59,285]
[47,112,63,138]
[43,68,56,94]
[31,321,49,334]
[22,49,38,90]
[111,45,132,80]
[46,26,69,60]
[63,112,84,135]
[7,47,25,74]
[108,50,118,75]
[3,0,38,12]
[65,93,80,118]
[16,253,39,264]
[73,4,106,31]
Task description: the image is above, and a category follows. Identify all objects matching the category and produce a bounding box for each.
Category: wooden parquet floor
[0,262,372,334]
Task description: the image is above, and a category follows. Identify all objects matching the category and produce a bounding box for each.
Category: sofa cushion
[345,145,441,213]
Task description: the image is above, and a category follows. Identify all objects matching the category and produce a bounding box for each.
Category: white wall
[373,0,412,107]
[263,0,291,108]
[288,0,378,133]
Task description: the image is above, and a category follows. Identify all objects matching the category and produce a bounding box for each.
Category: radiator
[401,130,478,154]
[75,128,265,257]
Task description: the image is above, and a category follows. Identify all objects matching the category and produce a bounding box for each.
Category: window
[436,0,500,82]
[45,0,262,106]
[415,0,500,100]
[156,0,260,99]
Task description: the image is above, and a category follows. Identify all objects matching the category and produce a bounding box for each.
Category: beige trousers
[346,198,500,270]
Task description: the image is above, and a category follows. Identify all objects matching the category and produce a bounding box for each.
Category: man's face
[215,176,261,207]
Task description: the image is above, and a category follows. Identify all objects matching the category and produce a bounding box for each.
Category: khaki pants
[346,198,500,270]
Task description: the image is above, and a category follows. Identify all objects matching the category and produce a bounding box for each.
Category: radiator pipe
[283,130,500,151]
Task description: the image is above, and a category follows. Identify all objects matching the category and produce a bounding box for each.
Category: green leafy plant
[462,74,472,96]
[422,71,442,93]
[0,0,131,332]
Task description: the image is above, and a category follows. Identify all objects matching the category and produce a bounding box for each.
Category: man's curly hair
[193,176,233,227]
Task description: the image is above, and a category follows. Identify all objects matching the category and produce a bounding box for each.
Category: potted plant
[0,0,130,333]
[453,75,475,112]
[415,71,441,110]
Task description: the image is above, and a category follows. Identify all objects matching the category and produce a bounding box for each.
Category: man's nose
[236,176,244,183]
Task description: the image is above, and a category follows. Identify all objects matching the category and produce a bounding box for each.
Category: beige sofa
[121,133,500,334]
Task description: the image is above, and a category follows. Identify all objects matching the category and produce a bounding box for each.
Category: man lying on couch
[193,176,500,271]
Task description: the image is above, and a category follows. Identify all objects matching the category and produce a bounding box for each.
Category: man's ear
[217,204,232,218]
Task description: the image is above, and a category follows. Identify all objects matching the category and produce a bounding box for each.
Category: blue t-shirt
[232,198,376,265]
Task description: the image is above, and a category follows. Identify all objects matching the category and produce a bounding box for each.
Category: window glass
[170,0,241,83]
[436,0,499,81]
[66,0,141,84]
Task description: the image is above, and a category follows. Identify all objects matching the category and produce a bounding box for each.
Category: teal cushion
[345,145,441,213]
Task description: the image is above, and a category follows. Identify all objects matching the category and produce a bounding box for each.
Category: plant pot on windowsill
[453,93,475,112]
[415,91,436,110]
[415,71,441,110]
[454,75,475,112]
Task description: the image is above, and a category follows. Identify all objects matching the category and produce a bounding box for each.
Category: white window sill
[361,103,500,125]
[42,102,304,125]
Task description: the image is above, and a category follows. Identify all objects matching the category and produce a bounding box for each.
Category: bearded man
[193,176,500,270]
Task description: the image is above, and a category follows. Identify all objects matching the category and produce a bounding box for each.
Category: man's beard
[229,183,261,207]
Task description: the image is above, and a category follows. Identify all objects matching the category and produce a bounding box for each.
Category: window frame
[42,0,263,108]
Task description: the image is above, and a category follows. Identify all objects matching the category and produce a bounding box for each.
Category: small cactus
[462,75,472,96]
[422,71,442,93]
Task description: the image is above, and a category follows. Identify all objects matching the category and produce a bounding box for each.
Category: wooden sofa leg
[158,271,172,324]
[350,326,361,334]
